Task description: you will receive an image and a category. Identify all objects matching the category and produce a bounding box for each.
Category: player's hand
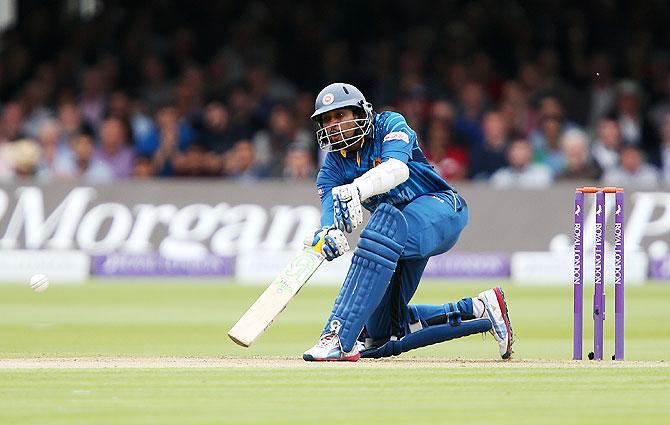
[332,184,363,233]
[304,226,350,261]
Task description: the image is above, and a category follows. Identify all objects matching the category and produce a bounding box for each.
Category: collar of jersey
[339,138,367,166]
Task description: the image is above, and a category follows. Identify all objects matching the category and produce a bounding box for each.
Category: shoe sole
[303,353,361,362]
[493,287,514,360]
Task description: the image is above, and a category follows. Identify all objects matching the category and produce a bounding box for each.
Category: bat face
[228,248,324,347]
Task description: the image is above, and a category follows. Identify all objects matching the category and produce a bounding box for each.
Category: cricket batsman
[302,82,514,361]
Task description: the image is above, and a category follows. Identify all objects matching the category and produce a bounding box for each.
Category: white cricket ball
[30,273,50,293]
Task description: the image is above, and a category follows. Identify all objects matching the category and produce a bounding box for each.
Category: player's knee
[361,203,408,247]
[356,204,408,267]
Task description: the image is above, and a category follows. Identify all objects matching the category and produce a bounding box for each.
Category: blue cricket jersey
[316,111,456,227]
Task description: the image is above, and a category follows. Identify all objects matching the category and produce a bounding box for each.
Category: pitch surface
[1,281,669,424]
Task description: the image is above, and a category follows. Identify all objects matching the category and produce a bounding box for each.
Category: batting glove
[304,226,350,261]
[332,184,363,233]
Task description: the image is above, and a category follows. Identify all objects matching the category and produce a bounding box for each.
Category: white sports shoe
[303,331,361,362]
[478,287,514,360]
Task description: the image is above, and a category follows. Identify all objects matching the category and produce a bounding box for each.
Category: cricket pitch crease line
[0,357,667,369]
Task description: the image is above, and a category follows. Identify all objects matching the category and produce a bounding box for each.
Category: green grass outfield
[1,280,670,424]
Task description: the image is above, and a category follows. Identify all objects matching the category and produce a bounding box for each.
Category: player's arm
[352,113,414,200]
[316,153,345,227]
[306,183,349,261]
[351,158,409,200]
[331,159,409,233]
[319,186,336,227]
[305,155,351,261]
[332,114,411,232]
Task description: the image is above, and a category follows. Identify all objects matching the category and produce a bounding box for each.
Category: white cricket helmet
[311,82,373,152]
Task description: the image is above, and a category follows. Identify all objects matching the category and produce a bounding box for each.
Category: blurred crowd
[1,0,669,187]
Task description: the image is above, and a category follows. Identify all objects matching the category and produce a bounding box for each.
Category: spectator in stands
[294,91,320,134]
[454,81,489,146]
[192,101,240,176]
[1,101,26,142]
[283,145,315,180]
[529,94,575,175]
[175,64,206,120]
[246,64,296,121]
[194,101,238,155]
[1,1,669,187]
[556,128,601,181]
[70,131,114,183]
[138,55,173,113]
[93,117,134,179]
[57,101,85,141]
[172,144,207,177]
[139,104,195,176]
[611,80,660,165]
[499,80,532,136]
[78,68,107,130]
[601,144,661,188]
[2,138,42,180]
[424,119,468,181]
[224,139,268,181]
[469,111,509,180]
[133,155,155,179]
[490,136,553,189]
[518,61,545,104]
[20,79,53,139]
[106,89,149,143]
[227,83,261,139]
[35,119,76,180]
[396,81,428,135]
[430,99,457,123]
[254,104,311,177]
[591,114,623,172]
[471,51,505,103]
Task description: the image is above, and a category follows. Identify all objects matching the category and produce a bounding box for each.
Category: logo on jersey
[383,131,409,143]
[322,93,335,105]
[317,186,324,197]
[329,319,342,334]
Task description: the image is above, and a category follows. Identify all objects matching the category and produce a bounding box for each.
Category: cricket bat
[228,247,325,347]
